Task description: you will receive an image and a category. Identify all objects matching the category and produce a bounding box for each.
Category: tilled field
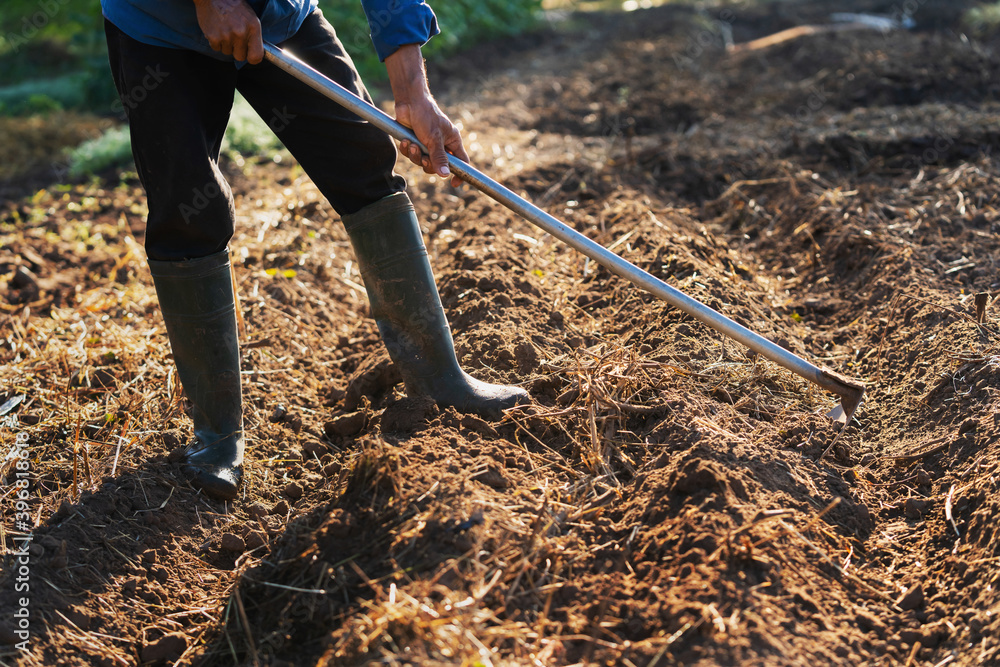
[2,2,1000,665]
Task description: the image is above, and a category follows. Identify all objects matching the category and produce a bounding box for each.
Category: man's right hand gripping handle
[193,0,264,64]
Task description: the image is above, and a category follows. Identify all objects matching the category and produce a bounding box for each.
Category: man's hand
[194,0,264,64]
[385,44,468,187]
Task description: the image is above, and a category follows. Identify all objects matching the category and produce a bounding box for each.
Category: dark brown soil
[2,2,1000,666]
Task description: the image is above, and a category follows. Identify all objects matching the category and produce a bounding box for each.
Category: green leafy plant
[67,124,131,177]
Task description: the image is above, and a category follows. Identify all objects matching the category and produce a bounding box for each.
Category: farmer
[101,0,529,500]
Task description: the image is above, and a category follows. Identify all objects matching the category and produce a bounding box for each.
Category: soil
[3,2,1000,665]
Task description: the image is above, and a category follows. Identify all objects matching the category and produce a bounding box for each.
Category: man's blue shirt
[101,0,439,63]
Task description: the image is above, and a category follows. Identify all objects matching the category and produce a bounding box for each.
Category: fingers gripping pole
[261,43,865,424]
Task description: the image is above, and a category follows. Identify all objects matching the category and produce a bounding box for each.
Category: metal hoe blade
[262,43,865,426]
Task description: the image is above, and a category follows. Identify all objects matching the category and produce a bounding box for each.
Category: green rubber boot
[343,192,529,417]
[148,251,244,500]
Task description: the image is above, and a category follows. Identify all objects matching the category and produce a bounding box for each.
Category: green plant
[0,73,84,111]
[18,93,62,114]
[963,2,1000,35]
[67,124,132,177]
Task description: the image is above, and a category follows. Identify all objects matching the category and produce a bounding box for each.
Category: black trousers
[105,10,406,261]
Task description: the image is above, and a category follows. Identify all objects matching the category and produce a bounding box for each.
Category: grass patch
[67,125,131,178]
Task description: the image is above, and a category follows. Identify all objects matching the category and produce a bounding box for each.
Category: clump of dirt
[3,2,1000,666]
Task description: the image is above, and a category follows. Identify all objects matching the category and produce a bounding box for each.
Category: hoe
[262,43,865,429]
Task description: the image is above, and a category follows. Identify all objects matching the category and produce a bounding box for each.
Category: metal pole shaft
[262,44,864,414]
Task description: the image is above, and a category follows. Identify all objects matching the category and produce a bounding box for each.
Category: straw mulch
[3,1,1000,665]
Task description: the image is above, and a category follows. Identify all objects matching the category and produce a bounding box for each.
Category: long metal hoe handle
[262,43,865,422]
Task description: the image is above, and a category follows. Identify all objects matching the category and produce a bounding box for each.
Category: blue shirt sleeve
[361,0,440,61]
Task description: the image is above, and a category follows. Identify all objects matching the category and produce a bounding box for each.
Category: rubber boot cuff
[341,192,412,233]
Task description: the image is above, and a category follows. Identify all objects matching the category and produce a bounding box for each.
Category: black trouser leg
[105,19,238,261]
